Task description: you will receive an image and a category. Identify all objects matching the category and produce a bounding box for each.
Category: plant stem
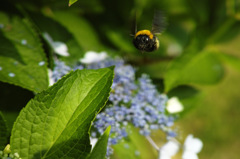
[146,136,159,151]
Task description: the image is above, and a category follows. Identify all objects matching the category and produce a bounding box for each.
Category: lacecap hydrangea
[50,51,179,157]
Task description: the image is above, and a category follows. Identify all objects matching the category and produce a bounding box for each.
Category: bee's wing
[152,10,167,34]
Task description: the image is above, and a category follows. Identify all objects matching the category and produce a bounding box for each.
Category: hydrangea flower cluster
[51,53,177,157]
[51,60,72,82]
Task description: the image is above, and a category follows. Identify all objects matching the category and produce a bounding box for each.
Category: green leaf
[28,12,84,66]
[164,51,224,92]
[106,29,136,53]
[69,0,78,6]
[167,85,202,116]
[0,12,48,93]
[52,11,103,52]
[207,18,237,44]
[138,60,169,79]
[217,53,240,71]
[86,126,111,159]
[113,125,157,159]
[10,67,114,159]
[0,112,8,150]
[167,85,199,99]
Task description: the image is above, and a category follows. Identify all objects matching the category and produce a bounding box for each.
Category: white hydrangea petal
[52,41,70,56]
[166,97,184,114]
[90,137,98,149]
[159,152,172,159]
[43,32,69,56]
[159,140,180,158]
[80,51,108,64]
[184,134,203,153]
[182,151,199,159]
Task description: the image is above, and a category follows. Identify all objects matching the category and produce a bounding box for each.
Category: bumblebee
[132,10,166,52]
[133,30,159,52]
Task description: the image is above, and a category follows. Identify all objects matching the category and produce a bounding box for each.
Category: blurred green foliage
[0,0,240,158]
[0,112,8,150]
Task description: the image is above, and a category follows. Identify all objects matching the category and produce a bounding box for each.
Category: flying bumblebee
[132,10,166,52]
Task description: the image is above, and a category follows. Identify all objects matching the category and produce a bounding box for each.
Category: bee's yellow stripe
[135,30,154,39]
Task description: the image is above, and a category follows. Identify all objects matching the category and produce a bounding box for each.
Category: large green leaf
[52,11,103,52]
[0,112,8,150]
[86,126,111,159]
[164,51,224,92]
[10,67,114,159]
[0,12,48,92]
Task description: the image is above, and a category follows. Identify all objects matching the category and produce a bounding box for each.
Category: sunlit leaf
[10,67,114,159]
